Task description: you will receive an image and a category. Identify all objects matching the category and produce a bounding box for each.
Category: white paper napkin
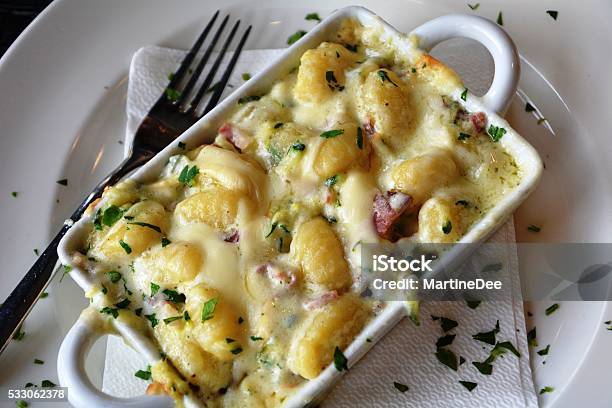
[103,45,538,408]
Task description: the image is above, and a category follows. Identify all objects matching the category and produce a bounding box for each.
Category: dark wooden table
[0,0,52,57]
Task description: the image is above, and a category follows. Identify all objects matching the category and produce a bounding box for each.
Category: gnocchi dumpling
[290,217,351,292]
[287,293,370,379]
[154,319,232,392]
[294,42,357,103]
[174,188,242,231]
[391,149,459,205]
[314,123,368,179]
[89,200,168,262]
[133,242,203,290]
[417,196,464,243]
[360,68,415,147]
[186,284,244,361]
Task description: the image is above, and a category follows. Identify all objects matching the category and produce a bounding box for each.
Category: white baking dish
[56,6,541,407]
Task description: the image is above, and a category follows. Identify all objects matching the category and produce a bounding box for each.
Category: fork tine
[201,25,252,116]
[178,15,230,107]
[187,20,241,114]
[167,10,219,91]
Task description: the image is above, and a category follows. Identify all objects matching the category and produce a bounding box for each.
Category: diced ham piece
[223,229,240,243]
[373,191,412,239]
[470,112,487,133]
[219,122,251,151]
[257,263,297,288]
[303,290,339,310]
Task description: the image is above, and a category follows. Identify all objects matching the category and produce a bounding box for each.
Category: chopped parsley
[537,344,550,356]
[432,315,458,332]
[40,292,49,299]
[467,300,481,309]
[487,124,506,142]
[473,361,493,375]
[305,12,321,22]
[33,248,39,256]
[150,282,160,296]
[135,366,152,381]
[60,264,73,283]
[467,3,480,10]
[178,165,199,187]
[11,191,17,198]
[162,289,185,304]
[16,400,28,408]
[127,221,161,233]
[459,381,478,391]
[119,240,132,254]
[442,220,452,234]
[287,30,307,45]
[135,308,142,316]
[231,347,243,355]
[226,338,235,343]
[527,327,537,347]
[145,314,159,328]
[250,336,263,341]
[12,325,25,341]
[242,73,251,81]
[545,303,560,316]
[344,43,358,52]
[291,142,305,151]
[237,95,261,104]
[377,69,398,87]
[184,311,190,321]
[41,380,56,388]
[107,271,122,283]
[325,175,338,187]
[238,316,244,324]
[178,141,186,149]
[56,179,68,186]
[460,88,468,101]
[393,381,409,393]
[527,224,541,233]
[102,205,123,227]
[435,334,456,348]
[540,386,554,395]
[333,346,348,371]
[201,298,218,322]
[472,320,500,345]
[100,307,119,318]
[525,102,536,112]
[161,237,171,247]
[325,70,344,91]
[356,127,364,149]
[546,10,558,21]
[115,299,131,309]
[435,347,458,371]
[165,87,181,102]
[320,129,344,138]
[496,11,503,26]
[163,315,182,324]
[458,132,471,141]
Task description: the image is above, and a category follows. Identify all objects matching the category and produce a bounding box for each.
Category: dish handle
[58,316,173,408]
[411,14,520,115]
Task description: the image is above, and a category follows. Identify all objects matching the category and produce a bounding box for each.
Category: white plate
[0,0,610,407]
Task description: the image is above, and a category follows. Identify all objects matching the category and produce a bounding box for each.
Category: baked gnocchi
[73,17,522,408]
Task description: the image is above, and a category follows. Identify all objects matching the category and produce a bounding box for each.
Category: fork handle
[0,153,151,355]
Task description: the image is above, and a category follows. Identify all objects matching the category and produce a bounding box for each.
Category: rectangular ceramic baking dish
[56,6,542,408]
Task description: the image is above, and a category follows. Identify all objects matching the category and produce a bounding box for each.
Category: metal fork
[0,10,252,354]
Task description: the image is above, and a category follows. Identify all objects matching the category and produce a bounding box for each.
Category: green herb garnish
[467,300,481,309]
[472,320,500,345]
[100,307,119,319]
[242,73,251,81]
[178,165,199,187]
[150,282,160,296]
[525,102,536,112]
[287,30,307,45]
[435,334,456,348]
[527,224,541,233]
[135,366,152,381]
[127,221,161,233]
[16,400,28,408]
[40,292,49,298]
[458,132,471,141]
[432,315,458,332]
[165,87,181,102]
[435,347,458,371]
[163,315,182,324]
[320,129,344,138]
[201,298,219,322]
[442,220,452,234]
[305,12,321,22]
[161,237,171,247]
[496,11,503,26]
[115,298,130,309]
[231,347,243,355]
[291,142,305,151]
[237,95,261,104]
[537,344,550,356]
[460,88,468,101]
[184,311,190,321]
[487,124,506,142]
[145,314,158,328]
[545,303,560,316]
[527,327,537,347]
[540,386,554,395]
[377,69,398,87]
[34,358,44,365]
[459,381,478,391]
[178,141,186,149]
[41,380,56,388]
[11,191,17,198]
[119,240,132,254]
[356,127,364,149]
[546,10,558,20]
[102,205,123,227]
[468,3,480,10]
[333,346,348,371]
[250,336,263,341]
[473,361,493,375]
[162,289,185,304]
[107,271,122,283]
[393,381,409,393]
[56,179,68,186]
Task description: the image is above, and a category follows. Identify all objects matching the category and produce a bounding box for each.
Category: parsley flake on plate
[527,327,538,347]
[540,386,554,395]
[459,380,478,391]
[56,178,68,186]
[305,12,321,22]
[487,125,506,142]
[545,303,560,315]
[333,346,349,371]
[393,381,409,393]
[546,10,558,21]
[468,3,480,10]
[496,11,503,26]
[435,347,458,371]
[135,366,152,381]
[287,30,307,45]
[537,344,550,356]
[431,315,458,332]
[527,224,541,233]
[460,88,468,101]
